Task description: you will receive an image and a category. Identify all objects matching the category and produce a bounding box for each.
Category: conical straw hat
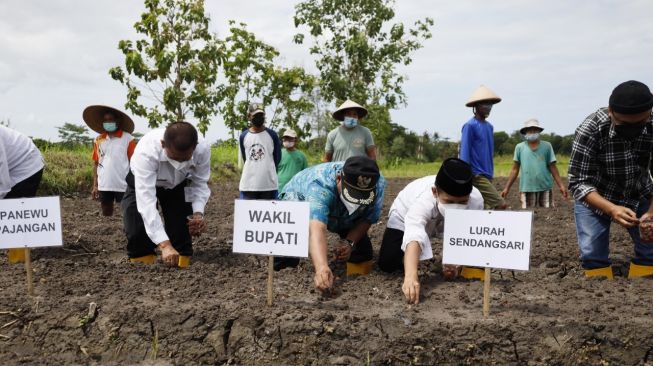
[332,100,368,121]
[465,85,502,107]
[82,105,135,134]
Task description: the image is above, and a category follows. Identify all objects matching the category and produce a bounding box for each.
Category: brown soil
[1,178,653,365]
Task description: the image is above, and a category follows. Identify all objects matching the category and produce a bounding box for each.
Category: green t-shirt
[325,125,375,162]
[277,148,308,192]
[514,141,557,192]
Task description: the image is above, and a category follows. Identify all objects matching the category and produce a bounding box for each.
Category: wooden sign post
[0,197,63,296]
[232,200,310,306]
[443,210,533,318]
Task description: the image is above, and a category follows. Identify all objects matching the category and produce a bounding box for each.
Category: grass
[39,144,570,196]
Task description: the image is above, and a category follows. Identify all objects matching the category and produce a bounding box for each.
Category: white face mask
[166,155,191,171]
[436,201,467,217]
[283,141,295,149]
[343,116,358,128]
[524,133,540,142]
[340,191,360,215]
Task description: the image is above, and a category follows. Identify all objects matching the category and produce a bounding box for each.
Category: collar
[100,129,124,139]
[608,121,651,139]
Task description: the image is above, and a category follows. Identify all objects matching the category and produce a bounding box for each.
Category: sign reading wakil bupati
[233,200,310,257]
[442,210,533,271]
[0,196,63,249]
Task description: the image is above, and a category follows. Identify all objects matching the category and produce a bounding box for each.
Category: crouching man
[122,122,210,267]
[378,158,483,304]
[279,156,385,291]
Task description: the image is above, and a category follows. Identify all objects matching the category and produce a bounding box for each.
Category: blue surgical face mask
[343,116,358,128]
[103,122,117,132]
[524,133,540,142]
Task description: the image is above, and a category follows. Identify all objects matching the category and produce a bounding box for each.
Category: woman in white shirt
[378,158,483,304]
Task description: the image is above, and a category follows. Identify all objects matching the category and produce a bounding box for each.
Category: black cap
[341,156,380,205]
[609,80,653,115]
[435,158,473,197]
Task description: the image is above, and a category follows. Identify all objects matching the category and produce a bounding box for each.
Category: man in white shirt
[0,125,45,263]
[122,122,210,267]
[378,158,484,304]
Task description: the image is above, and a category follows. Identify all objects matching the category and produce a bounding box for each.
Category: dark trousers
[5,169,43,199]
[240,190,278,200]
[273,227,374,271]
[122,172,193,258]
[378,227,405,273]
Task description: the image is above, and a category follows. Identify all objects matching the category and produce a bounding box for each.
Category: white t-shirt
[387,175,484,260]
[0,125,44,198]
[93,130,135,192]
[238,128,281,192]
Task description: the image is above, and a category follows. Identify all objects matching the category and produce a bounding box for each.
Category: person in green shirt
[502,119,569,208]
[278,129,308,192]
[323,100,376,162]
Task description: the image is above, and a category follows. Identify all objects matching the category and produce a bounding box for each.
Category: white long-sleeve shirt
[0,125,44,198]
[130,129,211,244]
[386,175,483,261]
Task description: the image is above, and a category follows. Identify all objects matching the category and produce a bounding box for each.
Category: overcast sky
[1,0,652,143]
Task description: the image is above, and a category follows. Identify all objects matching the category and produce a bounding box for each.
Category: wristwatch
[342,238,355,247]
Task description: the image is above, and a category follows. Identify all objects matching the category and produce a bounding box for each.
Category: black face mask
[614,122,646,140]
[251,114,265,127]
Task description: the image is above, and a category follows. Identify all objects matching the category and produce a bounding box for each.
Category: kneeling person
[122,122,210,267]
[379,158,483,304]
[280,156,385,291]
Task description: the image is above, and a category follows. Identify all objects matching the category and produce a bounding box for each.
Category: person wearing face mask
[323,100,376,162]
[377,158,484,304]
[277,129,308,193]
[122,121,210,267]
[83,105,137,216]
[501,119,568,208]
[459,85,507,210]
[569,80,653,279]
[277,156,385,290]
[239,103,282,200]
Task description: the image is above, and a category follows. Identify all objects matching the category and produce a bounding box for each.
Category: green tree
[57,123,93,146]
[293,0,433,109]
[219,21,315,137]
[109,0,221,134]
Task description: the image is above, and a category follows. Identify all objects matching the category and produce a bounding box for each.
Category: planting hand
[609,205,639,228]
[314,266,334,291]
[187,213,206,237]
[402,275,420,304]
[333,240,352,261]
[159,240,179,266]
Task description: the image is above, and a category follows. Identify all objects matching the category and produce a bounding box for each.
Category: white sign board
[442,210,533,271]
[233,200,310,257]
[0,196,63,249]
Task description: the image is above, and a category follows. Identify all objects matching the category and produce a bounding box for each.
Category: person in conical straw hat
[83,105,137,217]
[501,118,569,209]
[458,85,505,281]
[324,100,376,162]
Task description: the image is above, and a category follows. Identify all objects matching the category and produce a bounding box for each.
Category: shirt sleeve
[127,139,136,161]
[92,138,100,162]
[513,144,520,162]
[131,143,169,244]
[568,122,598,201]
[325,131,335,153]
[547,143,557,163]
[189,142,211,214]
[239,130,247,162]
[459,123,472,163]
[301,152,308,170]
[401,198,436,261]
[305,183,332,224]
[365,128,375,147]
[0,139,11,199]
[269,129,282,168]
[364,175,385,224]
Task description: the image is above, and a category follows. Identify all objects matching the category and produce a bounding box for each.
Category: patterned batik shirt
[280,162,385,233]
[568,107,653,216]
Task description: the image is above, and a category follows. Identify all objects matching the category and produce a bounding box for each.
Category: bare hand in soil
[332,242,352,261]
[187,214,206,237]
[609,205,639,228]
[314,266,334,291]
[159,240,179,266]
[442,264,460,280]
[402,276,420,305]
[639,213,653,242]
